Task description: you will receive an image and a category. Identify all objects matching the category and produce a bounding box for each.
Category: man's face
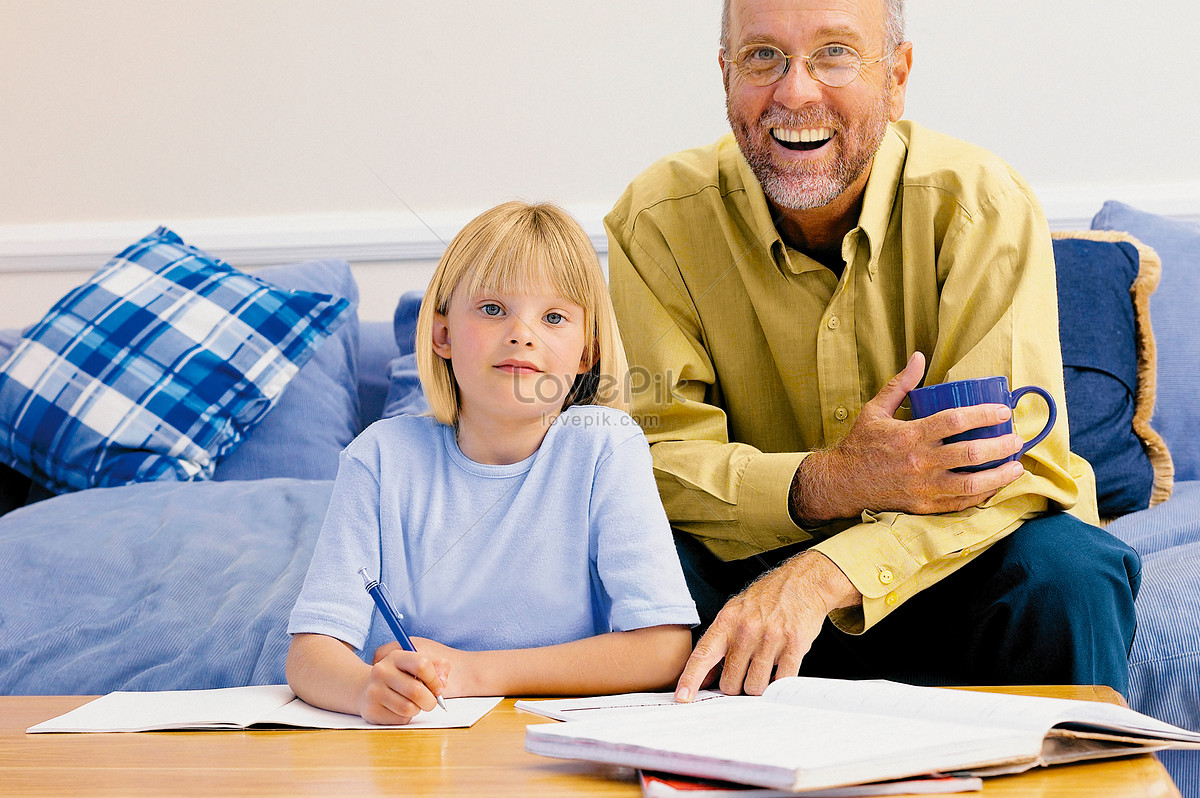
[722,0,911,211]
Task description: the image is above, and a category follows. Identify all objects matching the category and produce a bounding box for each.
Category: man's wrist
[789,450,852,526]
[787,550,863,611]
[788,455,818,526]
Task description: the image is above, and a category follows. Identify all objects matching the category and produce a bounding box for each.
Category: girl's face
[431,281,592,428]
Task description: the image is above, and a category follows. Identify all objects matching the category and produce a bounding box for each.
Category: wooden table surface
[0,686,1181,796]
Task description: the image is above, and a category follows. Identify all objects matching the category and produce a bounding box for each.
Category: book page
[515,690,725,721]
[27,685,296,733]
[257,695,502,729]
[527,696,1040,791]
[760,677,1200,742]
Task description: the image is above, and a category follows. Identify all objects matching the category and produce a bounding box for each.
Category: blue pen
[358,566,447,711]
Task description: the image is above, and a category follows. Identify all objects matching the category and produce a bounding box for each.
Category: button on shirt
[606,121,1098,633]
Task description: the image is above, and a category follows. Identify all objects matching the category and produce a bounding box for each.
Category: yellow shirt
[606,121,1098,633]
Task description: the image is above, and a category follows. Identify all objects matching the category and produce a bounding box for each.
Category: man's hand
[675,551,860,700]
[792,352,1025,525]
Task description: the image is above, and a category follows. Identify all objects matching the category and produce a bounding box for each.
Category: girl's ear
[431,312,452,359]
[577,340,598,374]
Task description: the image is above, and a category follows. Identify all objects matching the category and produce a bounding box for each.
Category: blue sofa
[0,207,1198,790]
[0,251,419,696]
[1086,201,1200,794]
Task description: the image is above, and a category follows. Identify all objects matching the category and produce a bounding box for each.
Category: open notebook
[526,677,1200,792]
[28,684,501,733]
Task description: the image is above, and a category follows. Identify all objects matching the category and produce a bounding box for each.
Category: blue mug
[908,376,1057,472]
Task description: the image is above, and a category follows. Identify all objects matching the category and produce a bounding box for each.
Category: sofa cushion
[0,477,331,694]
[382,289,429,418]
[0,227,352,494]
[357,320,400,429]
[1092,201,1200,482]
[213,259,361,481]
[1053,232,1173,516]
[0,328,17,360]
[1106,480,1200,732]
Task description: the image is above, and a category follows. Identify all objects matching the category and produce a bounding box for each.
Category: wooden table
[0,686,1180,796]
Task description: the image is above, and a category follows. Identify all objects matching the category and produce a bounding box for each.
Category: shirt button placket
[819,278,858,440]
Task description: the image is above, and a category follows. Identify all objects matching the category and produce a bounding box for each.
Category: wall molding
[1036,182,1200,232]
[2,186,1198,274]
[0,204,615,274]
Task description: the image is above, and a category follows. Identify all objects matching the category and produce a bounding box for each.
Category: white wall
[2,1,1198,327]
[905,1,1200,209]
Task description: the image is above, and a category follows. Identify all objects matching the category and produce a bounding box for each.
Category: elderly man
[606,0,1140,701]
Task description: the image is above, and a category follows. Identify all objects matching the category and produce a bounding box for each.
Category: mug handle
[1010,385,1057,458]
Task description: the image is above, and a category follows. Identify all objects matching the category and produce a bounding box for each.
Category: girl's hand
[373,637,479,697]
[357,648,450,725]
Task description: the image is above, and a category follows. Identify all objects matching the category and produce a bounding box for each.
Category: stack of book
[520,677,1200,795]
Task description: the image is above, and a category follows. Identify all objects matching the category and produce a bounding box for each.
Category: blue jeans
[674,512,1141,695]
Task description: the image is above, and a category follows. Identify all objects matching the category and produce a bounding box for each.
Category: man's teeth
[773,127,833,143]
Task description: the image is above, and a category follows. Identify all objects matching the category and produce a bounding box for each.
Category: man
[606,0,1140,701]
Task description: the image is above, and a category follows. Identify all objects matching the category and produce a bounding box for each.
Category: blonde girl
[286,201,698,725]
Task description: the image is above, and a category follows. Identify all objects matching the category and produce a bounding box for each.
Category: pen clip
[359,567,404,619]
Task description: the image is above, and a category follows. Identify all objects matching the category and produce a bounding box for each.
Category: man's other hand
[674,551,859,700]
[791,352,1024,524]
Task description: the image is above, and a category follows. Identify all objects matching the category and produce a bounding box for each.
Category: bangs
[456,242,589,311]
[438,203,601,316]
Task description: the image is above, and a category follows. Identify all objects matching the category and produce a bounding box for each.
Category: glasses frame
[722,43,890,89]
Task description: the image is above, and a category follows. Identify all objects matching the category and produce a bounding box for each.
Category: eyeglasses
[722,43,888,88]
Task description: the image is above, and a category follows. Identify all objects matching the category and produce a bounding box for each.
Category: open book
[516,690,726,721]
[525,677,1200,792]
[27,684,501,733]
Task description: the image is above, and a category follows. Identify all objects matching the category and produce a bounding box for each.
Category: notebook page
[27,684,296,733]
[258,695,502,729]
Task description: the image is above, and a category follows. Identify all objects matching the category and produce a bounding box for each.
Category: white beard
[729,88,892,211]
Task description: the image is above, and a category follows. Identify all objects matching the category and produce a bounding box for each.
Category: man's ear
[888,41,913,121]
[431,312,452,359]
[718,48,732,94]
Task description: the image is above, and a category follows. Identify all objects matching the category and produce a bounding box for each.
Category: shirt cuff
[811,496,1042,634]
[729,450,810,555]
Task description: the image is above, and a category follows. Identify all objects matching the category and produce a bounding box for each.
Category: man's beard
[728,91,892,211]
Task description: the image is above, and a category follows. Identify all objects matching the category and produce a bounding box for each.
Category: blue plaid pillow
[0,227,353,494]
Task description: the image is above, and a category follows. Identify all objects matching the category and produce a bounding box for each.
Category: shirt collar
[853,123,907,278]
[724,136,797,275]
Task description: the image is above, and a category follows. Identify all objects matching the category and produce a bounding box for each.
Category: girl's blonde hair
[416,201,630,426]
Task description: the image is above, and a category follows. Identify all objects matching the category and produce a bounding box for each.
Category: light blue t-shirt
[288,405,698,659]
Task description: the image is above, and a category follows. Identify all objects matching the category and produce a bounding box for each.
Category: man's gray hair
[720,0,906,52]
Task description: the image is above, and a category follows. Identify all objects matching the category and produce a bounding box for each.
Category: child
[286,201,698,725]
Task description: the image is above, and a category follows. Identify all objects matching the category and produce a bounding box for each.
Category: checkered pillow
[0,227,353,494]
